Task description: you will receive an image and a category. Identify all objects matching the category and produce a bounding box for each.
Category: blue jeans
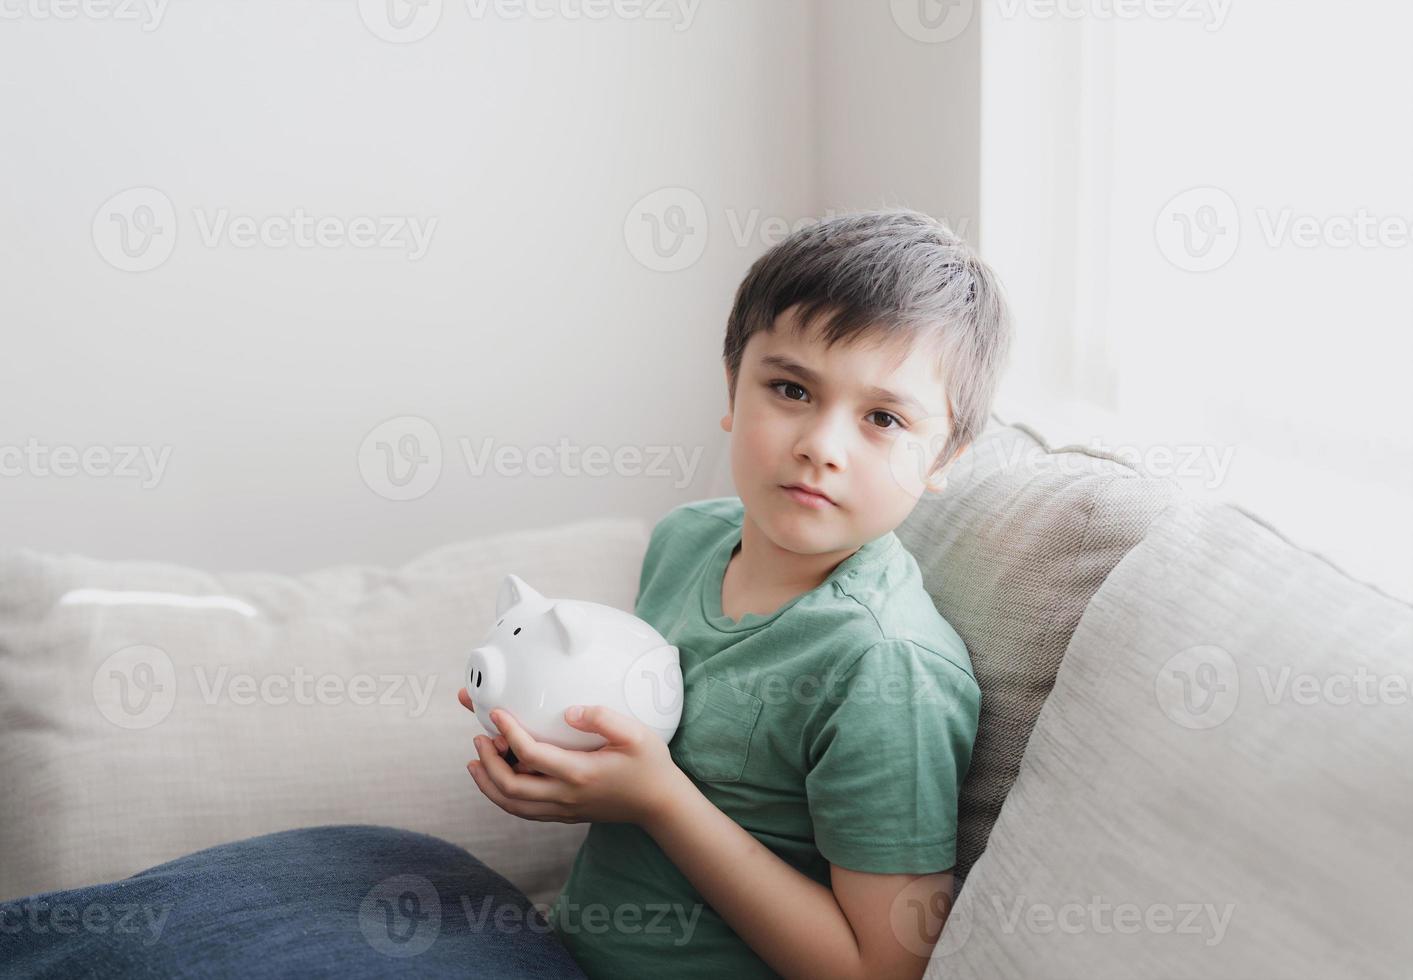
[0,824,586,979]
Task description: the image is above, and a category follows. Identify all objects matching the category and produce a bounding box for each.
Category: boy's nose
[795,432,848,470]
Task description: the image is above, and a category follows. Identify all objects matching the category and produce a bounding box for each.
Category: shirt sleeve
[804,638,981,874]
[634,508,681,612]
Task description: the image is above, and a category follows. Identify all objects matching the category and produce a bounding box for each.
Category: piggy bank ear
[496,574,544,619]
[545,603,585,653]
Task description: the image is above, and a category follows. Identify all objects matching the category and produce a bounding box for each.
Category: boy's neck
[732,510,863,598]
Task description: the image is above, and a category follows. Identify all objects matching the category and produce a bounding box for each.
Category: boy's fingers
[467,758,570,821]
[473,736,565,804]
[463,692,524,771]
[496,743,535,774]
[492,709,587,784]
[465,697,532,772]
[565,704,642,745]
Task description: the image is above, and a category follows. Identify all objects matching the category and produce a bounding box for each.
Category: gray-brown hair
[722,207,1014,475]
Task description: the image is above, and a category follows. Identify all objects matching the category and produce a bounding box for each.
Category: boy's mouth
[781,483,836,507]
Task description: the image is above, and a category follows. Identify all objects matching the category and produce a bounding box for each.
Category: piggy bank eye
[472,670,482,688]
[496,619,503,627]
[513,627,522,636]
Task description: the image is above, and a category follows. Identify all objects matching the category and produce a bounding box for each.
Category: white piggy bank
[465,573,683,751]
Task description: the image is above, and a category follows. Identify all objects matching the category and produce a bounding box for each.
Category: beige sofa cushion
[931,498,1413,978]
[0,517,648,910]
[897,415,1183,883]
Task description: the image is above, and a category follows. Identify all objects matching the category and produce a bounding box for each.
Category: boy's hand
[457,687,687,827]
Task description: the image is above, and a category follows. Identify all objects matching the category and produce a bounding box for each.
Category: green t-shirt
[547,496,980,979]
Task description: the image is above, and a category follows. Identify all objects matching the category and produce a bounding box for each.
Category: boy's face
[721,304,961,557]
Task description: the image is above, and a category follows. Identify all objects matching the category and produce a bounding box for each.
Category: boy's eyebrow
[758,354,932,418]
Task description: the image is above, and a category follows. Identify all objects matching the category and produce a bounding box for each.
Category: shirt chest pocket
[670,676,763,783]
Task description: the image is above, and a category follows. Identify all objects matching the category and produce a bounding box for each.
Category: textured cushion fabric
[896,415,1183,884]
[931,498,1413,979]
[0,517,649,909]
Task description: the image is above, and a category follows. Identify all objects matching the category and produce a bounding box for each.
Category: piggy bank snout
[466,646,505,705]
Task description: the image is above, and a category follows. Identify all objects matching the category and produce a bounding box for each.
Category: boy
[461,208,1014,979]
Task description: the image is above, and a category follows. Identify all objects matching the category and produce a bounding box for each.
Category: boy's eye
[868,410,904,430]
[768,380,808,402]
[770,380,907,430]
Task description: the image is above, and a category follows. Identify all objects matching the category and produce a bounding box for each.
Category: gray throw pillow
[897,414,1182,883]
[932,496,1413,978]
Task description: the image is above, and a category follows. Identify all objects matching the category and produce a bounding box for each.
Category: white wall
[2,0,988,575]
[981,0,1413,602]
[814,0,981,246]
[1,0,828,573]
[18,2,1395,601]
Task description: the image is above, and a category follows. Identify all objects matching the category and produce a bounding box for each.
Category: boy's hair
[722,207,1014,476]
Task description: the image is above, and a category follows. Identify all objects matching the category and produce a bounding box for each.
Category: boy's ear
[922,441,971,495]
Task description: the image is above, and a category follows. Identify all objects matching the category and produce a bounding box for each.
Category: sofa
[2,414,1408,978]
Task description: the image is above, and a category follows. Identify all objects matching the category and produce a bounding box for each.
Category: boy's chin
[756,509,853,556]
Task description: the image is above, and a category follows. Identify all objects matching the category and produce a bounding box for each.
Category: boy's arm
[644,770,954,980]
